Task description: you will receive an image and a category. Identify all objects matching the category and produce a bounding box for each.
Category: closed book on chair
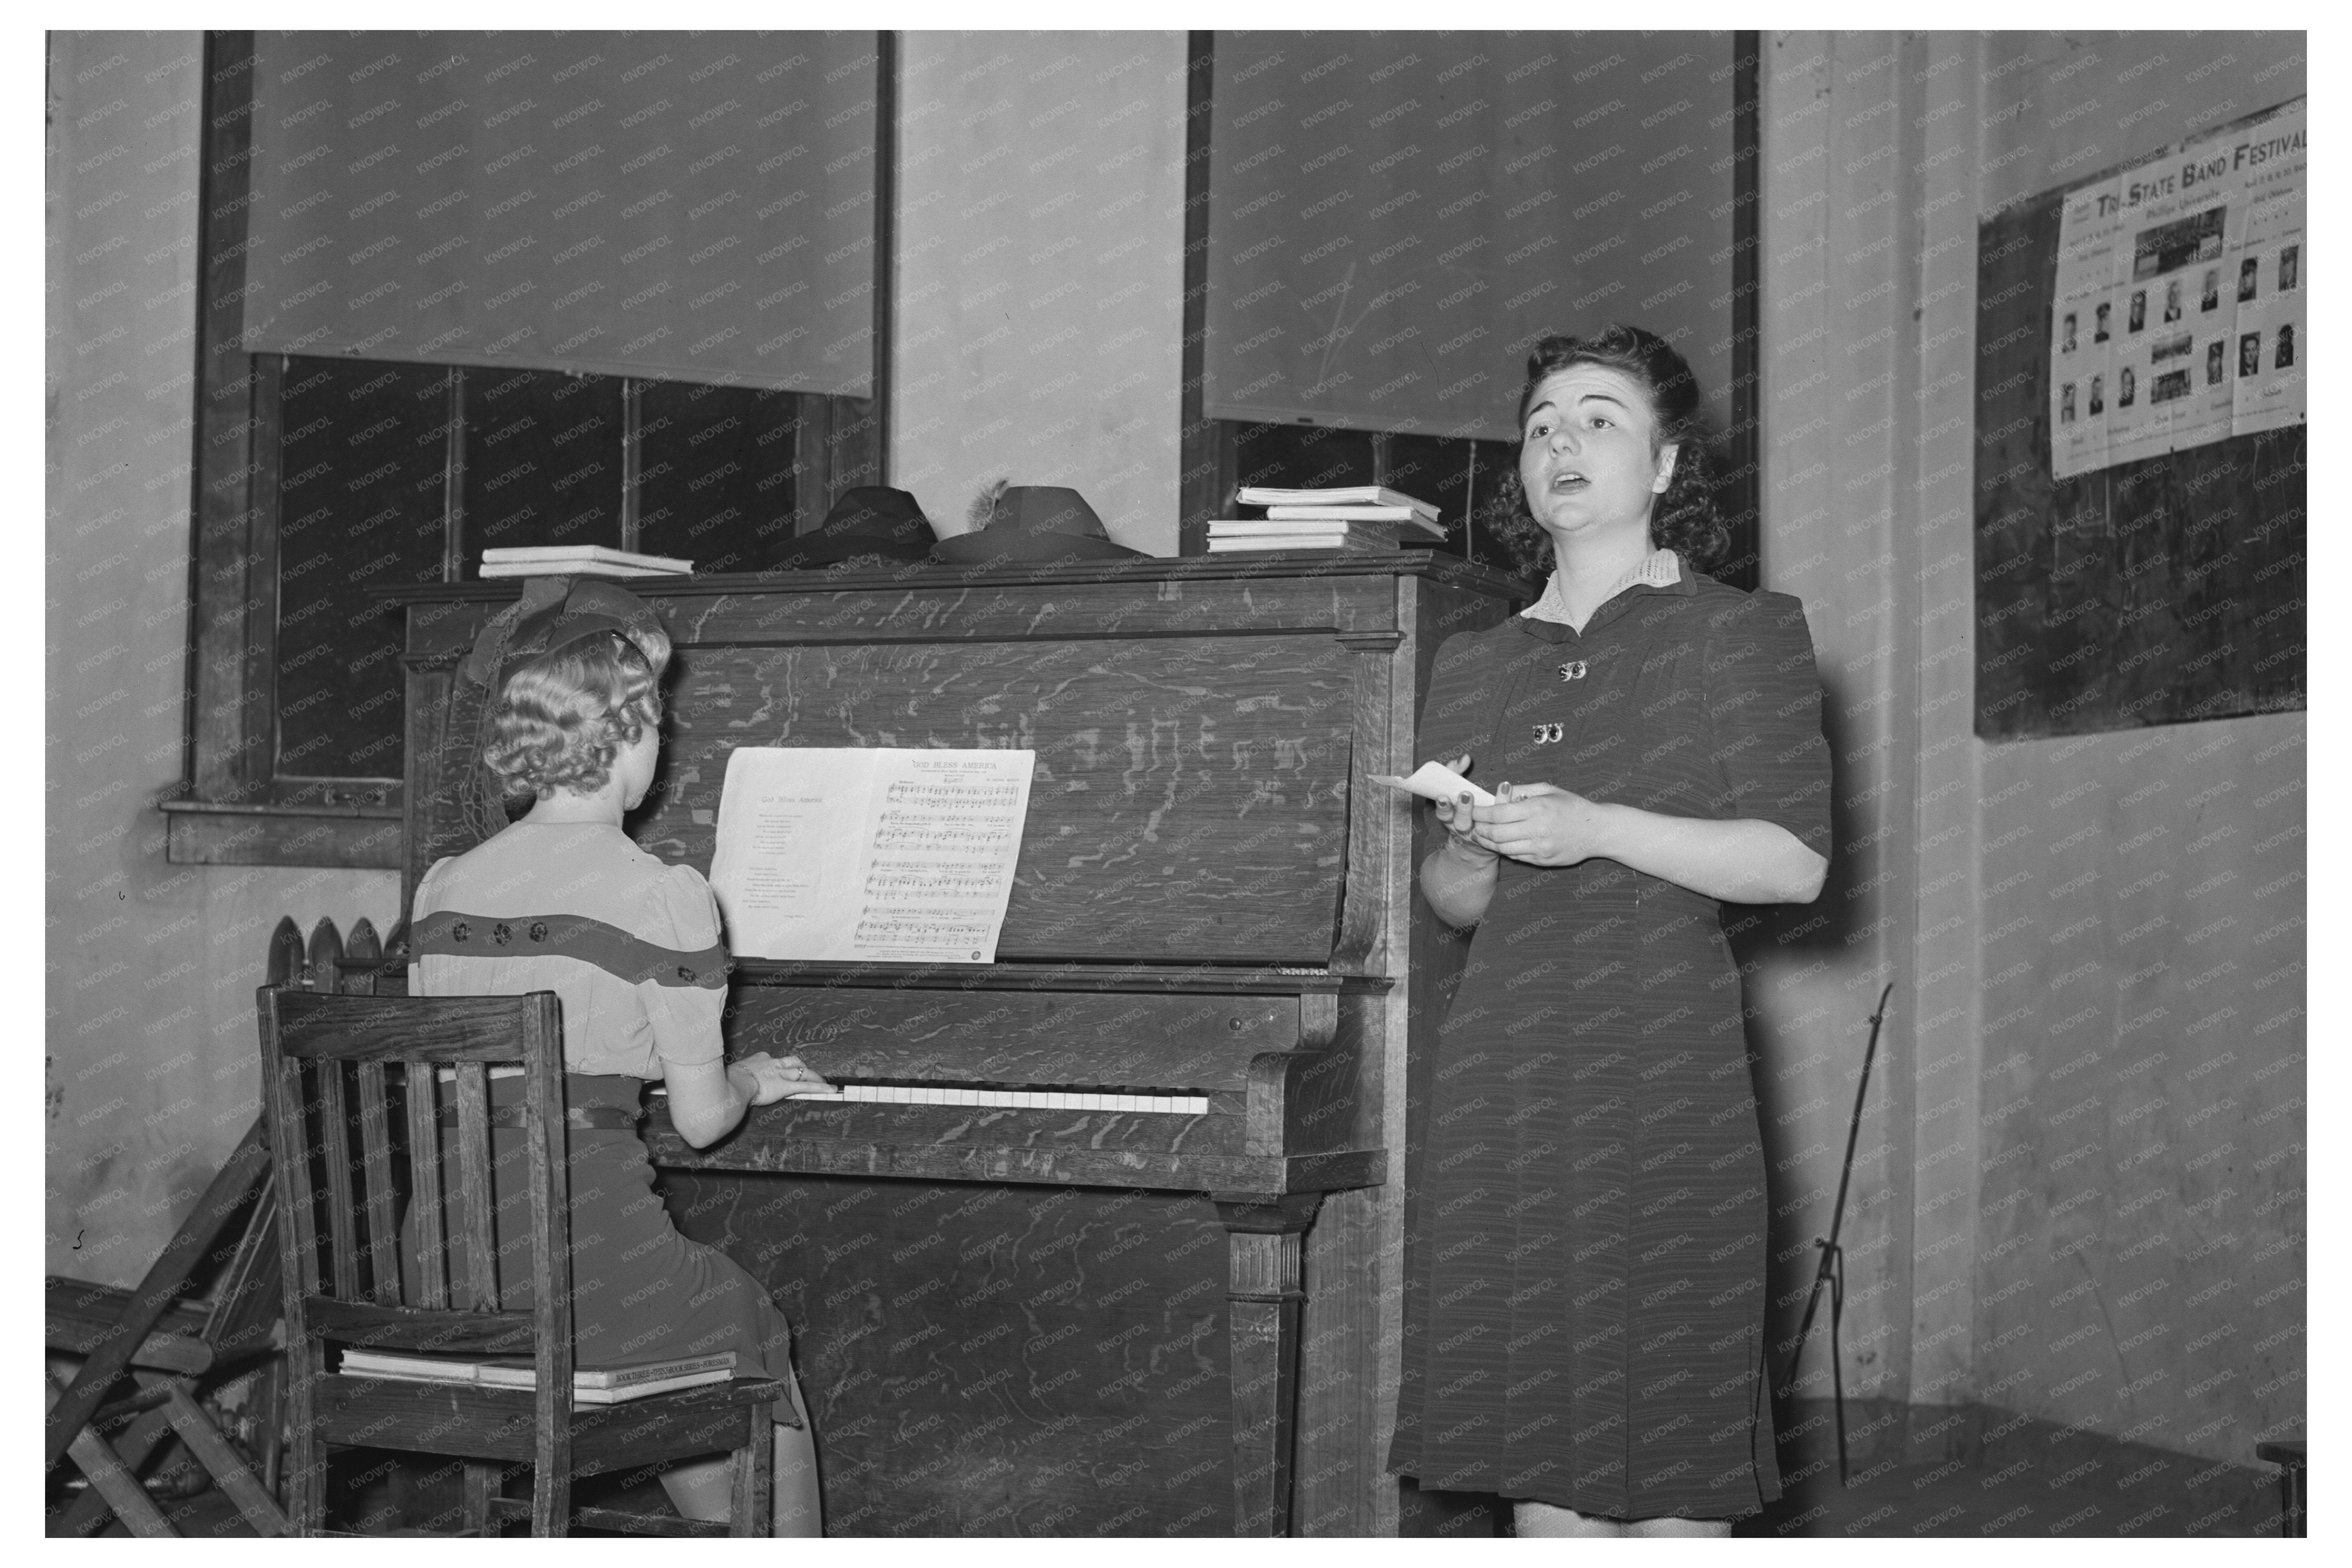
[339,1348,738,1402]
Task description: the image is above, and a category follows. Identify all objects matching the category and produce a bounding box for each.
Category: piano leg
[1213,1192,1324,1537]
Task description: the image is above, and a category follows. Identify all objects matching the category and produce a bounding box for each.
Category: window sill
[159,799,403,870]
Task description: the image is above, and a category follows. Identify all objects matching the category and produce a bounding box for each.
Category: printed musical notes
[710,746,1037,963]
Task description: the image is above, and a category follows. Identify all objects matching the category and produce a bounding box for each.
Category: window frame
[164,30,893,868]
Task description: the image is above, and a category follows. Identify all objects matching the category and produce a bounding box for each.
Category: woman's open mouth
[1547,472,1588,493]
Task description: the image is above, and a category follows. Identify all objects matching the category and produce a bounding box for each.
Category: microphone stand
[1775,980,1893,1487]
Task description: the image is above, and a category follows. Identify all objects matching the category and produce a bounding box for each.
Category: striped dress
[1386,557,1831,1520]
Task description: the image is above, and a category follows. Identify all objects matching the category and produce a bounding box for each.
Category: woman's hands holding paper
[1453,780,1614,868]
[1428,755,1500,868]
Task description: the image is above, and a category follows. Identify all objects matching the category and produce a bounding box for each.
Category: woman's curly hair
[482,631,666,800]
[1484,323,1729,578]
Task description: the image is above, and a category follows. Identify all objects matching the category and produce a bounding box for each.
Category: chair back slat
[260,996,327,1314]
[450,1062,499,1310]
[312,1061,363,1301]
[522,1005,574,1476]
[403,1067,450,1310]
[353,1064,401,1304]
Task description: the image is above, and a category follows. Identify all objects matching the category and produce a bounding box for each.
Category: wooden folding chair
[43,1120,290,1538]
[258,985,781,1536]
[44,914,385,1537]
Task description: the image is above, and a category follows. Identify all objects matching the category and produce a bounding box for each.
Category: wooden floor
[1739,1418,2280,1539]
[67,1419,2288,1537]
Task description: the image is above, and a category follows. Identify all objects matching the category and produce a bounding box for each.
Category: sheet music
[709,747,1036,964]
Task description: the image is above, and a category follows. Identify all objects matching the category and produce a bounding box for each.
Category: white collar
[1521,548,1682,628]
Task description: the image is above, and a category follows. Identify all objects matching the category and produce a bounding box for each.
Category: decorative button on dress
[1387,562,1831,1519]
[401,822,797,1413]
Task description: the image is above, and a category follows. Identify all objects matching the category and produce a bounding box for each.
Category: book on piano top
[1260,505,1445,535]
[478,545,694,579]
[1207,520,1437,552]
[338,1348,739,1402]
[1205,528,1409,555]
[1234,485,1441,523]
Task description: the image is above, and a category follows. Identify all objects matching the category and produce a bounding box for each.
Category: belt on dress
[435,1106,641,1131]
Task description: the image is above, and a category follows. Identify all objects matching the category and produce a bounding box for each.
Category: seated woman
[405,580,824,1534]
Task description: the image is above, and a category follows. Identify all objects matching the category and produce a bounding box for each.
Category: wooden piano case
[395,555,1521,1535]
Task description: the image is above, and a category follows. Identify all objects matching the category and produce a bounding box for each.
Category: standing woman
[405,580,826,1534]
[1387,326,1831,1536]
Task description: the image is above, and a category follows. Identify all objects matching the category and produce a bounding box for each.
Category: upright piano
[396,554,1520,1535]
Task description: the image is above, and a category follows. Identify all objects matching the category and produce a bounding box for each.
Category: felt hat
[929,485,1145,564]
[420,577,671,866]
[770,486,939,568]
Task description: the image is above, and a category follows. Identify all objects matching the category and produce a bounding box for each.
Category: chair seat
[315,1374,786,1472]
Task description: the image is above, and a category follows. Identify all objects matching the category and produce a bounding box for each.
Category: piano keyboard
[787,1084,1209,1114]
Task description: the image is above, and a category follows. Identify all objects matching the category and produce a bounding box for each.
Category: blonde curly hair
[481,631,666,800]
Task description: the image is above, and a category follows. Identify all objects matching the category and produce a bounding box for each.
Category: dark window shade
[273,358,448,780]
[1205,32,1737,441]
[242,32,878,397]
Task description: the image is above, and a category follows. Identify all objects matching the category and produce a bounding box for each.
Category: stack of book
[1205,487,1446,553]
[479,545,693,579]
[337,1348,738,1404]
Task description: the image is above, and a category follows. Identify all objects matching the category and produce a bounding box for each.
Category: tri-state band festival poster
[2049,98,2304,480]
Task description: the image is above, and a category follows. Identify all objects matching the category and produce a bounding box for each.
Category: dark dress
[1386,564,1831,1520]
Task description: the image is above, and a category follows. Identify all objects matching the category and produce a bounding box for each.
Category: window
[164,33,889,867]
[1207,419,1523,575]
[1175,32,1762,586]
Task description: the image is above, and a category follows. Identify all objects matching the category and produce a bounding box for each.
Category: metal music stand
[1775,981,1893,1487]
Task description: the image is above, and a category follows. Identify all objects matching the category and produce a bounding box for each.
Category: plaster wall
[1756,27,2305,1466]
[45,32,402,1284]
[1961,30,2306,1468]
[888,31,1188,555]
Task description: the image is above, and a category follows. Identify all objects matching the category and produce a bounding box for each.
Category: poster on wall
[2048,98,2304,479]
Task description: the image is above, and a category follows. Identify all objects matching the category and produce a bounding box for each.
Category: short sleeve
[1415,630,1500,776]
[411,857,454,918]
[637,864,728,1067]
[1703,592,1833,859]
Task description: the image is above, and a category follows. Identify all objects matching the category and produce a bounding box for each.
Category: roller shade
[1206,32,1736,441]
[241,31,878,395]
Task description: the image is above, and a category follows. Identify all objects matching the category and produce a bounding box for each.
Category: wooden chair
[257,985,781,1536]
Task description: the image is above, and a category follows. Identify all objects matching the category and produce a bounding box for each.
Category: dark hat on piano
[929,485,1146,564]
[771,486,939,568]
